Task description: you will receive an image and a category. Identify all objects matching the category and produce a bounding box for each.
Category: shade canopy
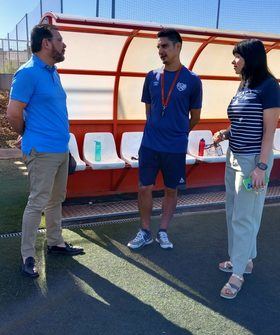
[41,13,280,121]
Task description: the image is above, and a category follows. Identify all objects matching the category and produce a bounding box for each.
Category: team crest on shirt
[234,89,260,102]
[176,82,187,91]
[243,90,258,100]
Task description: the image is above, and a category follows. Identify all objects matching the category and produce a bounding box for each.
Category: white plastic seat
[69,133,86,171]
[187,130,227,163]
[120,131,196,166]
[83,132,125,170]
[273,128,280,159]
[185,154,196,165]
[120,132,143,168]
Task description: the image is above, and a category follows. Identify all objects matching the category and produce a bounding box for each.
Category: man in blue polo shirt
[127,28,202,250]
[7,24,83,278]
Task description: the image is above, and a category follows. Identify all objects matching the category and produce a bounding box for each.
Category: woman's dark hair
[233,39,275,88]
[31,24,58,53]
[157,28,182,45]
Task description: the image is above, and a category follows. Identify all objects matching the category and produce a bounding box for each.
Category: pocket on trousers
[22,154,28,164]
[254,154,260,165]
[24,148,38,165]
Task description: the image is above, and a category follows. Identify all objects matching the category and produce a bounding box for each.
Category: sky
[0,0,38,38]
[0,0,280,39]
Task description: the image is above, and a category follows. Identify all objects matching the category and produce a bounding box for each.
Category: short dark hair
[157,28,182,45]
[233,39,275,88]
[31,24,58,53]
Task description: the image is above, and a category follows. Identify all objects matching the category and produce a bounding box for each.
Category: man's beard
[51,48,65,63]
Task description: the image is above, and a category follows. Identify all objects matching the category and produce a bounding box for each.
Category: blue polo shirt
[141,66,202,153]
[10,54,69,155]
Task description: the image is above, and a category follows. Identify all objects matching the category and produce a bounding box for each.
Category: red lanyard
[161,65,182,116]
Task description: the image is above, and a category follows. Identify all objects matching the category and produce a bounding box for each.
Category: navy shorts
[138,145,186,189]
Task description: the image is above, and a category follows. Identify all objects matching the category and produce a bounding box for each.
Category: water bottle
[95,141,101,161]
[198,138,205,156]
[215,143,223,156]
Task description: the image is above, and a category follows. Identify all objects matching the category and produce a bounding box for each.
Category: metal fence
[1,0,280,74]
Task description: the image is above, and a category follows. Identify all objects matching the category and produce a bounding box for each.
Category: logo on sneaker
[127,230,153,250]
[179,177,185,183]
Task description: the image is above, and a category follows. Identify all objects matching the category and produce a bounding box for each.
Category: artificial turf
[0,159,45,234]
[0,159,28,233]
[0,206,280,335]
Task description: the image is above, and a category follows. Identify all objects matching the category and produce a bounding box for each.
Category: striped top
[227,77,280,155]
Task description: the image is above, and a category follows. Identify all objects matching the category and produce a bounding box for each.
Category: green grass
[0,159,45,234]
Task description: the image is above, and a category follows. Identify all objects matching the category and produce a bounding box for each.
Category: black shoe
[21,257,39,278]
[47,242,84,256]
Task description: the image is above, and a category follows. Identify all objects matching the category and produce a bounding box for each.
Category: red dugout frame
[40,13,280,198]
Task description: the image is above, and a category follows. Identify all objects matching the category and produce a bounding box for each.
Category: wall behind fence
[0,74,13,90]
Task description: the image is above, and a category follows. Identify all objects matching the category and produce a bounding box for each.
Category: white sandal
[220,274,244,299]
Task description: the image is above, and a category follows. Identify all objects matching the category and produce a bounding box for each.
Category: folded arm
[6,99,26,135]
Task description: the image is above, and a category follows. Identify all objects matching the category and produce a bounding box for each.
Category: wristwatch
[256,162,268,171]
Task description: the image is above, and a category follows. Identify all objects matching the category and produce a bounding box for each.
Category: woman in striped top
[213,39,280,299]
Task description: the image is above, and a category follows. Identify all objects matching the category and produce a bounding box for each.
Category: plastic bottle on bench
[214,143,223,156]
[198,138,205,156]
[95,141,101,161]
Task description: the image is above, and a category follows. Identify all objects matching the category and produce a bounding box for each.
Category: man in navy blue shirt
[128,28,202,250]
[7,24,83,278]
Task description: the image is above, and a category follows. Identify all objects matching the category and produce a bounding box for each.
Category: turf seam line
[0,217,139,239]
[1,199,279,239]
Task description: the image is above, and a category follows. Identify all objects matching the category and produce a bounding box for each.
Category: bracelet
[219,131,228,140]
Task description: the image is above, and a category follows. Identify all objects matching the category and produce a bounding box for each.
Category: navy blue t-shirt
[141,66,202,153]
[228,77,280,154]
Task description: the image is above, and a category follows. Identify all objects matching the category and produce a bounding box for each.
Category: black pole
[216,0,221,29]
[25,13,31,58]
[7,33,11,66]
[40,0,43,17]
[1,39,4,71]
[16,24,20,68]
[112,0,115,19]
[96,0,99,17]
[60,0,63,13]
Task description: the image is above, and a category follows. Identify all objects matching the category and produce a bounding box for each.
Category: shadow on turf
[74,206,280,334]
[0,241,190,335]
[0,206,280,334]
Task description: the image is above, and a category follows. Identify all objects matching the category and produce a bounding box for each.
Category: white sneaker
[156,231,173,249]
[127,229,153,250]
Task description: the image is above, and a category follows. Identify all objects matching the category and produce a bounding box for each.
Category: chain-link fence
[1,0,280,74]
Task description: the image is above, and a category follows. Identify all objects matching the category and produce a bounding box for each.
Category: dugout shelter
[40,13,280,198]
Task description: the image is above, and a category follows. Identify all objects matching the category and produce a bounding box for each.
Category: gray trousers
[225,149,273,276]
[21,150,69,259]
